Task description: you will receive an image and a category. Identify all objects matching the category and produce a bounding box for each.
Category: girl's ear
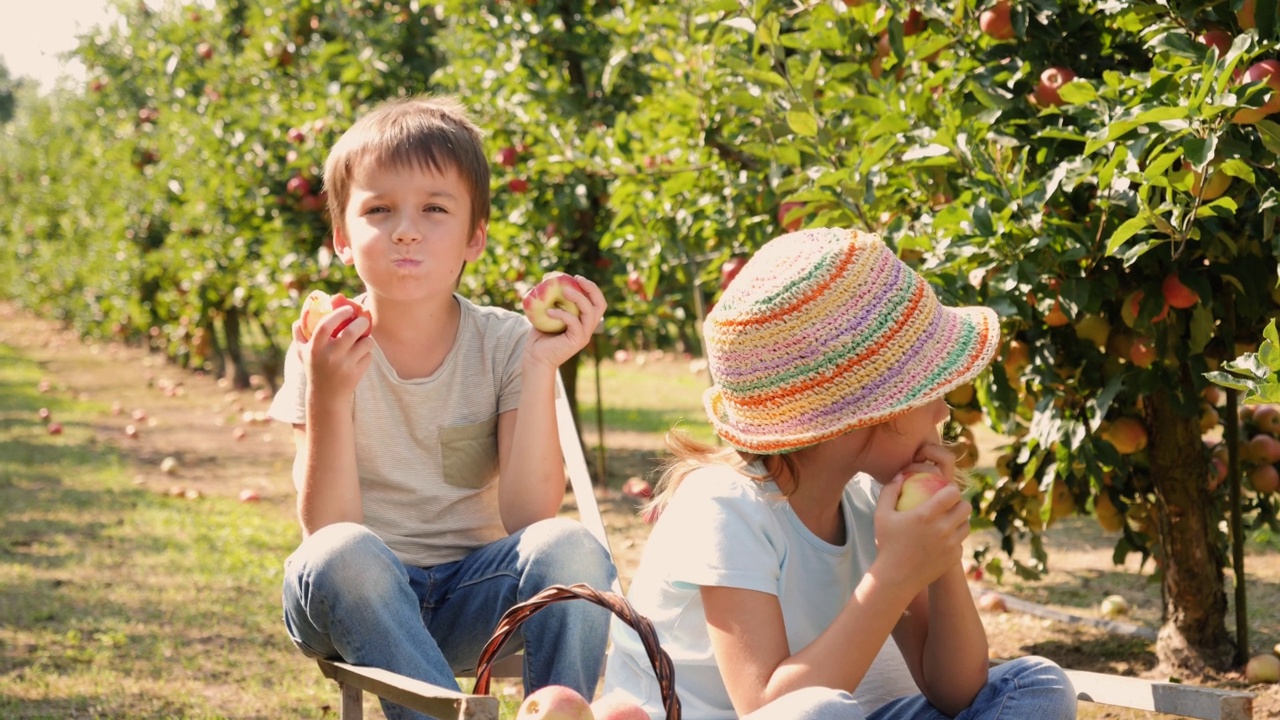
[465,220,488,262]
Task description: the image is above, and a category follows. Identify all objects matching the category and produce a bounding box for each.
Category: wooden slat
[554,372,623,597]
[457,653,523,680]
[1063,669,1254,720]
[318,660,500,720]
[339,679,363,720]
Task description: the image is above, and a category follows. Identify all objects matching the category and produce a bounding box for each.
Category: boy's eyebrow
[355,188,462,201]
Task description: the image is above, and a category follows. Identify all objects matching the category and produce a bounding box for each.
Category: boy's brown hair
[323,95,491,238]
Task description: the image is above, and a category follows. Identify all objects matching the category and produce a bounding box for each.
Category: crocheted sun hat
[703,228,1002,455]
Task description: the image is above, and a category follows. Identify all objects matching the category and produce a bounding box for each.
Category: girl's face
[859,398,951,485]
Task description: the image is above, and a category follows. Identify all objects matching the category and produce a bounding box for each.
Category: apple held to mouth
[522,272,584,334]
[299,290,373,342]
[895,470,949,512]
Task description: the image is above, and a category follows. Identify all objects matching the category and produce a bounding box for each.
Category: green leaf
[1106,216,1149,255]
[901,144,950,161]
[786,110,819,137]
[1057,81,1096,105]
[1219,158,1256,184]
[1190,305,1215,354]
[1133,106,1188,125]
[1181,136,1216,171]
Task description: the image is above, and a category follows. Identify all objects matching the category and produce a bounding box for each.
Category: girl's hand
[296,305,374,400]
[873,448,971,593]
[524,275,607,369]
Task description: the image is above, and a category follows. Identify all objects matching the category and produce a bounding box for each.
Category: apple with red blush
[514,685,593,720]
[895,470,949,512]
[522,272,585,334]
[299,290,373,342]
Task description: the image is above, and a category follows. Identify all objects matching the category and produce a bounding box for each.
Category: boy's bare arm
[498,275,606,533]
[495,360,566,533]
[292,307,373,536]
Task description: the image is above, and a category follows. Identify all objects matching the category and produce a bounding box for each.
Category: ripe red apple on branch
[1233,60,1280,124]
[299,290,373,342]
[1195,29,1233,56]
[979,1,1015,40]
[720,256,748,290]
[777,201,804,232]
[1034,66,1077,108]
[521,272,584,334]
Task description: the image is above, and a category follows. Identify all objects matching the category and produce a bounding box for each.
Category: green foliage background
[6,0,1280,669]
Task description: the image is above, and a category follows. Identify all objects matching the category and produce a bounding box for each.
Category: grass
[576,353,718,445]
[0,345,343,719]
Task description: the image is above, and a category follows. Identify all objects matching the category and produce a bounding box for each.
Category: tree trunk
[222,307,252,390]
[1146,382,1234,674]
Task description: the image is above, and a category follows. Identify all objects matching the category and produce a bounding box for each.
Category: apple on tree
[777,201,805,232]
[979,1,1015,40]
[1034,66,1077,108]
[1233,60,1280,124]
[522,272,585,334]
[299,290,373,342]
[720,256,748,290]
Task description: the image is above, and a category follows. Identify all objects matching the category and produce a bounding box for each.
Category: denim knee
[284,522,407,612]
[516,517,616,590]
[998,655,1077,718]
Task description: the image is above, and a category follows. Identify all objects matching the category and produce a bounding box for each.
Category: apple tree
[580,0,1280,674]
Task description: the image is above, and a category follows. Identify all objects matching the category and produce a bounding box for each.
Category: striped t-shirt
[268,294,530,567]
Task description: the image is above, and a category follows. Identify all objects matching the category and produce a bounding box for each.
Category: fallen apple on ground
[977,591,1008,613]
[895,470,949,511]
[1246,653,1280,683]
[514,685,594,720]
[1099,594,1130,618]
[299,290,372,342]
[522,272,584,334]
[621,476,653,499]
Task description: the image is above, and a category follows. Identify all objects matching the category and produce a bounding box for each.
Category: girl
[603,228,1076,719]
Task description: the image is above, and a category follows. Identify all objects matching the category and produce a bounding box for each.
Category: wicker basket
[471,583,682,720]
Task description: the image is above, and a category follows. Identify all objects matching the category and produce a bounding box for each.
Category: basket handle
[471,583,681,720]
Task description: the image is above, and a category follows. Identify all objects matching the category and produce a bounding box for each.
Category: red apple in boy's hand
[895,471,949,512]
[299,290,372,342]
[521,272,584,334]
[514,685,593,720]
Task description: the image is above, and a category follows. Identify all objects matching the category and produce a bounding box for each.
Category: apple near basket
[471,583,682,720]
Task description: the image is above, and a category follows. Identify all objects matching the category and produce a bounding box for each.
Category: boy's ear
[465,221,488,262]
[333,228,356,266]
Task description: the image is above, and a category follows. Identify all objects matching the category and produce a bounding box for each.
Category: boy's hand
[873,445,971,592]
[523,274,606,368]
[294,305,374,400]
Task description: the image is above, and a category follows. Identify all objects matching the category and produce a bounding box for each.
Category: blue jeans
[282,519,617,720]
[744,656,1076,719]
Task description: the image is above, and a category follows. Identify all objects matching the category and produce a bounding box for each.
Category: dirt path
[4,300,1278,719]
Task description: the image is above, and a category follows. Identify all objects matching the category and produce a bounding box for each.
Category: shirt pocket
[439,416,499,489]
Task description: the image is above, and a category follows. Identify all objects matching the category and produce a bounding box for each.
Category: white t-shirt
[267,294,529,567]
[602,465,917,719]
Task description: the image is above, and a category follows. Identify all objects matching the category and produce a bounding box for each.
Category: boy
[267,95,616,720]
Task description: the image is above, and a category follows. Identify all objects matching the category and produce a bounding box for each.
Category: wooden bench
[312,376,1258,719]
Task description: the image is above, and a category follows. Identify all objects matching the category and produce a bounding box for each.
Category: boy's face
[333,160,486,302]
